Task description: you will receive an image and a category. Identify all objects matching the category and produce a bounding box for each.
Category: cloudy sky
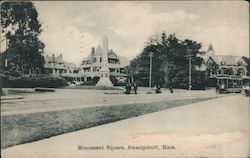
[32,1,248,64]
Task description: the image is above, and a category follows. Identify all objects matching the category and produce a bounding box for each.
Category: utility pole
[149,52,154,87]
[185,47,192,91]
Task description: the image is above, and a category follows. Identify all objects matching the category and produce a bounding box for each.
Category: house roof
[108,50,118,59]
[44,55,64,64]
[82,46,126,62]
[209,55,247,66]
[119,56,129,67]
[44,54,77,69]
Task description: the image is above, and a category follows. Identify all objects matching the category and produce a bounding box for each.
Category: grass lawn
[1,96,218,149]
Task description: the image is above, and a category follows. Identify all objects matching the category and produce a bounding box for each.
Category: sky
[17,1,249,64]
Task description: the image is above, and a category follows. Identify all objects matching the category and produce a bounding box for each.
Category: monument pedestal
[96,67,113,87]
[96,77,113,87]
[96,72,113,86]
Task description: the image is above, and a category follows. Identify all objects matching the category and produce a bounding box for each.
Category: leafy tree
[129,32,205,89]
[1,2,44,76]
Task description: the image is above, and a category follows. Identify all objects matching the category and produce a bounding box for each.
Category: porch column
[232,79,234,89]
[226,78,228,89]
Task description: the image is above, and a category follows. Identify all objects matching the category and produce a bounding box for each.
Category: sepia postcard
[1,1,249,158]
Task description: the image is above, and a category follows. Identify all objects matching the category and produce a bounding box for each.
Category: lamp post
[0,36,8,96]
[1,37,8,67]
[148,52,154,87]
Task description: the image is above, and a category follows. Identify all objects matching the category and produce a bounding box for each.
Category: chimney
[52,54,55,59]
[59,54,62,59]
[91,47,95,56]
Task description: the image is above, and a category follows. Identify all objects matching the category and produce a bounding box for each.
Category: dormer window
[221,61,226,65]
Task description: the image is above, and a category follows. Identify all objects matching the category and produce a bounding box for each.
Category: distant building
[43,54,79,76]
[80,39,129,85]
[200,44,249,88]
[206,55,248,87]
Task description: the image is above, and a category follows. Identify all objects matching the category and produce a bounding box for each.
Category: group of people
[155,84,161,93]
[125,82,174,94]
[125,83,138,94]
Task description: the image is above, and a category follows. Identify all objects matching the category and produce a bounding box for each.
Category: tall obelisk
[96,36,113,86]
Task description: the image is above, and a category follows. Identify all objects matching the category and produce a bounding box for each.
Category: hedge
[1,75,68,88]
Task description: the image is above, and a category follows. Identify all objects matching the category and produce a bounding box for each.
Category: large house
[206,55,248,88]
[201,45,249,88]
[80,44,129,84]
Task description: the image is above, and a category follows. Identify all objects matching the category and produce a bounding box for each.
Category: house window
[93,58,96,63]
[218,69,222,75]
[100,57,102,63]
[237,68,245,76]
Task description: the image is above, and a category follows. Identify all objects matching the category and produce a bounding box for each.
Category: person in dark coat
[169,85,173,93]
[128,83,131,94]
[125,83,129,94]
[133,83,138,94]
[156,84,161,94]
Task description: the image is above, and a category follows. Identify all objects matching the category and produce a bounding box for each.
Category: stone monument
[96,36,113,86]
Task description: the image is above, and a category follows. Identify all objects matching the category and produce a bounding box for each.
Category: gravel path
[1,89,222,116]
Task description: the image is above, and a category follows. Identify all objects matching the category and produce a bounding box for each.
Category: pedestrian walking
[128,83,131,94]
[125,83,129,94]
[133,83,138,94]
[169,85,173,93]
[156,84,161,94]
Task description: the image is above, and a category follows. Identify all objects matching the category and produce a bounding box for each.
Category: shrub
[2,75,68,88]
[80,81,96,86]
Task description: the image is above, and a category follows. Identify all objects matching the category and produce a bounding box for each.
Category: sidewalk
[2,95,249,158]
[0,95,24,100]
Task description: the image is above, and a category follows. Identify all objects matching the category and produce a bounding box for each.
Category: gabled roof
[208,55,247,66]
[119,56,129,67]
[44,56,62,63]
[108,49,118,59]
[44,54,66,69]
